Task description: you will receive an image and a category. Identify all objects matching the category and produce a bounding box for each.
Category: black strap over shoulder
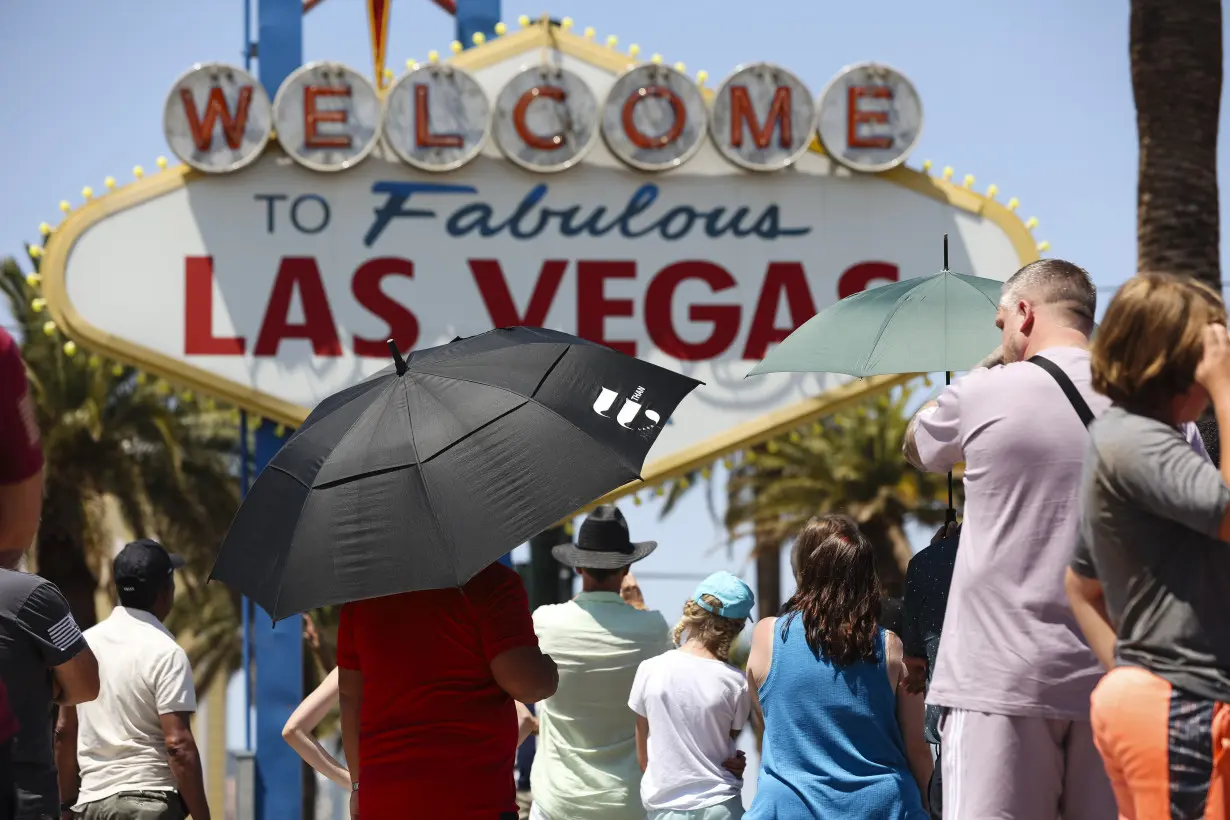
[1028,355,1094,428]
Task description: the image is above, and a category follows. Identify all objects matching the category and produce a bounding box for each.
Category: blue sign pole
[456,0,500,49]
[252,4,303,819]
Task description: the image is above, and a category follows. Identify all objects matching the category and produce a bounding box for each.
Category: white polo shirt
[73,606,197,808]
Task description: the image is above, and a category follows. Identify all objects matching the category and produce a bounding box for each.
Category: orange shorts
[1091,665,1230,820]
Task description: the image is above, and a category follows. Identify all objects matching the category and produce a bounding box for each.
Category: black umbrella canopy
[210,327,701,620]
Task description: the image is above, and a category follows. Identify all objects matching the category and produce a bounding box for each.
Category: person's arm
[903,376,970,473]
[634,715,649,773]
[16,582,98,705]
[1065,568,1116,670]
[744,617,776,732]
[338,667,362,817]
[900,551,928,696]
[515,701,538,749]
[159,713,209,820]
[0,332,44,556]
[1194,324,1230,511]
[54,705,79,817]
[888,631,933,803]
[282,667,349,788]
[620,572,647,610]
[477,566,557,703]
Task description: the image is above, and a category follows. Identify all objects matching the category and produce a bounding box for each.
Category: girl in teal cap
[627,571,755,820]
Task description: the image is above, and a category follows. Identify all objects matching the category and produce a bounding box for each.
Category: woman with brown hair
[1066,272,1230,820]
[744,515,931,819]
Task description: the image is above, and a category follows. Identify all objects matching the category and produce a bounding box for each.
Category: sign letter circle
[493,66,599,173]
[816,61,924,173]
[710,62,817,172]
[164,63,273,174]
[384,65,491,172]
[273,61,383,173]
[601,64,708,172]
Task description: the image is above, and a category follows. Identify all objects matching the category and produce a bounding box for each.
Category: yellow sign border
[41,24,1037,498]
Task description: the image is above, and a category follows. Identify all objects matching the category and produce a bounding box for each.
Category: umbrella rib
[313,461,414,490]
[399,376,465,587]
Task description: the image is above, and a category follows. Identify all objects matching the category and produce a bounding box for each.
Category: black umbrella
[210,327,701,620]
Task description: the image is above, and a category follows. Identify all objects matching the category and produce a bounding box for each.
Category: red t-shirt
[336,562,538,819]
[0,328,43,484]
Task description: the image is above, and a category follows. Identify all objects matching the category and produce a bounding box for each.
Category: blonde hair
[1092,273,1226,410]
[672,594,745,662]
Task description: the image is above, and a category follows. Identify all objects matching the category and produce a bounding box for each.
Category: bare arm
[0,471,42,555]
[515,701,538,749]
[160,712,210,820]
[338,668,363,794]
[1065,569,1116,670]
[282,667,349,788]
[635,714,649,773]
[52,648,99,707]
[888,631,933,801]
[490,646,558,704]
[54,705,78,812]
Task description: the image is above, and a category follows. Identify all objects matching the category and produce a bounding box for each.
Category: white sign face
[273,62,382,172]
[816,62,923,173]
[164,63,272,173]
[601,64,708,172]
[50,34,1032,482]
[710,63,817,172]
[492,66,599,173]
[384,65,490,172]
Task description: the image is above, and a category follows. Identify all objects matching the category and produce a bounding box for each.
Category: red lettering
[513,86,567,151]
[837,261,899,299]
[576,261,637,355]
[742,262,817,359]
[847,86,893,149]
[254,257,343,356]
[729,86,793,149]
[304,86,352,149]
[180,87,253,152]
[645,262,740,360]
[470,260,567,327]
[414,85,463,148]
[184,257,246,355]
[352,258,419,356]
[622,87,686,150]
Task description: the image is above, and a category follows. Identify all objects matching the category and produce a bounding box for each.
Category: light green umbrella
[747,258,1003,378]
[747,236,1005,522]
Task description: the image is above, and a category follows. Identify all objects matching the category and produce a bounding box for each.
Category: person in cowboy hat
[528,506,673,820]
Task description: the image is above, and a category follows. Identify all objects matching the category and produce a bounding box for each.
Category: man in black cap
[527,505,673,820]
[56,540,209,820]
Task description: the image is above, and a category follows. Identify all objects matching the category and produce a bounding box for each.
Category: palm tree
[661,381,952,599]
[2,252,241,628]
[1130,0,1222,288]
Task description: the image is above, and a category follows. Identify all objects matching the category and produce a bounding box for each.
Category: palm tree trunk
[857,517,908,598]
[528,526,570,609]
[34,487,99,628]
[754,534,781,617]
[1131,0,1223,288]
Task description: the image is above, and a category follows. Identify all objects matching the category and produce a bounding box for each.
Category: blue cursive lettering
[364,181,809,246]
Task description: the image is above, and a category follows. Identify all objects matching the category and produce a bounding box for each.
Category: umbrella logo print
[593,386,663,432]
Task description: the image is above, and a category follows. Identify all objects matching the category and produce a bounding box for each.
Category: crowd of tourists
[2,257,1230,820]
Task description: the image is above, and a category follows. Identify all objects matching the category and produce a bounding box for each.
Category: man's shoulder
[0,570,54,611]
[1090,406,1186,467]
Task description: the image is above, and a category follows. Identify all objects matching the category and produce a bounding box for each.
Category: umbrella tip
[387,339,408,376]
[943,234,949,271]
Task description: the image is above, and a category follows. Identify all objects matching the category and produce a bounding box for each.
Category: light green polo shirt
[530,591,673,820]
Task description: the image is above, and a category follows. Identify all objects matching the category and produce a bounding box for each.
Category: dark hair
[780,517,881,666]
[117,582,163,612]
[579,567,623,583]
[1198,416,1220,468]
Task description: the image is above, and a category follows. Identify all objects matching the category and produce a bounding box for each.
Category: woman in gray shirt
[1067,272,1230,820]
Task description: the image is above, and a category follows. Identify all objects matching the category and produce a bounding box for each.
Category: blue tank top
[747,619,927,820]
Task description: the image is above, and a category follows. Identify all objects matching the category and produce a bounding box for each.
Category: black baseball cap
[113,538,185,594]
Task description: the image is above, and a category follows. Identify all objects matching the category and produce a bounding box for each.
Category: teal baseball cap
[693,571,755,620]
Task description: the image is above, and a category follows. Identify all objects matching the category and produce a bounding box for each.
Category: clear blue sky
[4,0,1229,772]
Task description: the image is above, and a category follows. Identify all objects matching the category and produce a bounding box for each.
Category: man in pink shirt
[903,259,1206,819]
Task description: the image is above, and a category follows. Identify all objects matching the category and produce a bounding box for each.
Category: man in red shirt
[0,326,47,820]
[337,560,557,819]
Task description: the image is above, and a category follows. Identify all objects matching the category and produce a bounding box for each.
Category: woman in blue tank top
[745,516,933,819]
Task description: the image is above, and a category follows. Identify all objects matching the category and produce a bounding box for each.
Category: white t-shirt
[627,650,750,812]
[74,606,197,808]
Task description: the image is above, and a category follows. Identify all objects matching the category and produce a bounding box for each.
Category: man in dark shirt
[902,521,960,820]
[0,328,100,820]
